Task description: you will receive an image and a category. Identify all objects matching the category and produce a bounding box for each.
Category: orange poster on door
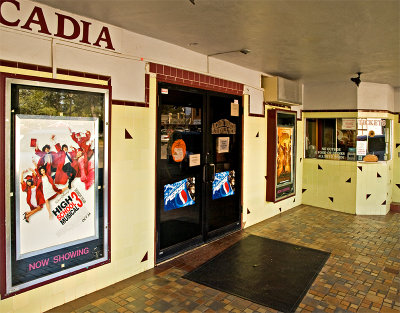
[171,139,186,162]
[276,127,293,184]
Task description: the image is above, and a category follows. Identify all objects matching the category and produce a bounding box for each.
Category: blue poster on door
[164,177,195,211]
[212,170,235,200]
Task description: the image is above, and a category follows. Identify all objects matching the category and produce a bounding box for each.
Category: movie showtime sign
[0,0,120,51]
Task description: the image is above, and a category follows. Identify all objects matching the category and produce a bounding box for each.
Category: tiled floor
[47,205,400,313]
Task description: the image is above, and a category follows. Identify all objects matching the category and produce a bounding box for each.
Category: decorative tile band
[112,100,147,107]
[149,62,243,96]
[0,59,112,84]
[57,68,111,82]
[0,59,52,73]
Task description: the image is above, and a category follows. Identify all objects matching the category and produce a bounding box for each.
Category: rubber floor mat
[184,235,330,313]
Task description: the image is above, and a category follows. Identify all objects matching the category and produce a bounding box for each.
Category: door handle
[203,163,215,183]
[210,163,215,182]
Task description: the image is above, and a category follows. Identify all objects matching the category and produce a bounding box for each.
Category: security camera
[351,72,362,87]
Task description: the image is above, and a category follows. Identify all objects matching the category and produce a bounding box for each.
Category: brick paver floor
[47,205,400,313]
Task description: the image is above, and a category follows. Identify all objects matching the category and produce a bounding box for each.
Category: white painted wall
[0,28,52,66]
[357,82,395,112]
[55,42,147,101]
[303,81,358,111]
[122,30,207,76]
[303,81,396,113]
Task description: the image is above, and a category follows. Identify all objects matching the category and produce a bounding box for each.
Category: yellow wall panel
[242,102,303,228]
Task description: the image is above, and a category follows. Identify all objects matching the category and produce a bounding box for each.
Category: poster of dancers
[15,115,98,259]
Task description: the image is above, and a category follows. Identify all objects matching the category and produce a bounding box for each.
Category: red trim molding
[248,113,265,118]
[0,59,52,73]
[390,202,400,213]
[145,73,150,105]
[0,73,6,299]
[57,68,111,82]
[0,59,111,84]
[265,101,292,109]
[149,62,243,96]
[112,100,147,107]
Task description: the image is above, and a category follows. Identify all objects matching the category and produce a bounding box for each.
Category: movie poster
[15,115,98,259]
[212,170,235,200]
[276,127,293,185]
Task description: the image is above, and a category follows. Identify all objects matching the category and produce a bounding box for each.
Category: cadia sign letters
[0,0,115,50]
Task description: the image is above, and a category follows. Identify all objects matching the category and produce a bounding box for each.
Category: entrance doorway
[156,82,242,262]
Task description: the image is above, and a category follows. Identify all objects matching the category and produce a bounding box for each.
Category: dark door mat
[183,235,330,313]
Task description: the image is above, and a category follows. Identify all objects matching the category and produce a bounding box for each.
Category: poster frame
[0,72,112,299]
[266,109,297,202]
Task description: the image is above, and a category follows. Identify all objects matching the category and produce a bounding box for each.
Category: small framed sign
[216,137,230,153]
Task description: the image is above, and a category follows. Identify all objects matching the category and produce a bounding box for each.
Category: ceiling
[35,0,400,87]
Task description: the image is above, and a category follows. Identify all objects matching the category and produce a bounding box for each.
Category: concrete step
[390,202,400,213]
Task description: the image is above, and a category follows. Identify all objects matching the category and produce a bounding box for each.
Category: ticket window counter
[303,116,394,215]
[305,118,392,162]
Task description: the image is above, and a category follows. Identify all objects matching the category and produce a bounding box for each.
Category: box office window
[305,118,391,161]
[356,118,391,161]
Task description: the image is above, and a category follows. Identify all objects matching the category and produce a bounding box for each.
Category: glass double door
[156,83,242,262]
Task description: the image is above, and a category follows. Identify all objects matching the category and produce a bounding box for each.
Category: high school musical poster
[15,115,99,259]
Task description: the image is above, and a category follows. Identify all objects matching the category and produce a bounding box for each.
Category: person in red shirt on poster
[69,128,95,190]
[73,148,95,190]
[70,128,94,161]
[20,168,45,223]
[51,135,78,189]
[36,166,67,219]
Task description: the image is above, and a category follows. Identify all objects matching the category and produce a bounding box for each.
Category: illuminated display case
[1,74,111,298]
[266,109,297,202]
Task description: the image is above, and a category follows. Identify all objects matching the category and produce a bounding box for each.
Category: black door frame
[155,82,243,263]
[202,92,243,243]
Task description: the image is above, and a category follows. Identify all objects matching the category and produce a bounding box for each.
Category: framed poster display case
[266,109,297,202]
[0,73,111,298]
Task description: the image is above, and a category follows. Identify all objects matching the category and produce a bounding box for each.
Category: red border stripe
[149,62,243,96]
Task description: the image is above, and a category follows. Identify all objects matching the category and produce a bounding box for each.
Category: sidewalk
[47,205,400,313]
